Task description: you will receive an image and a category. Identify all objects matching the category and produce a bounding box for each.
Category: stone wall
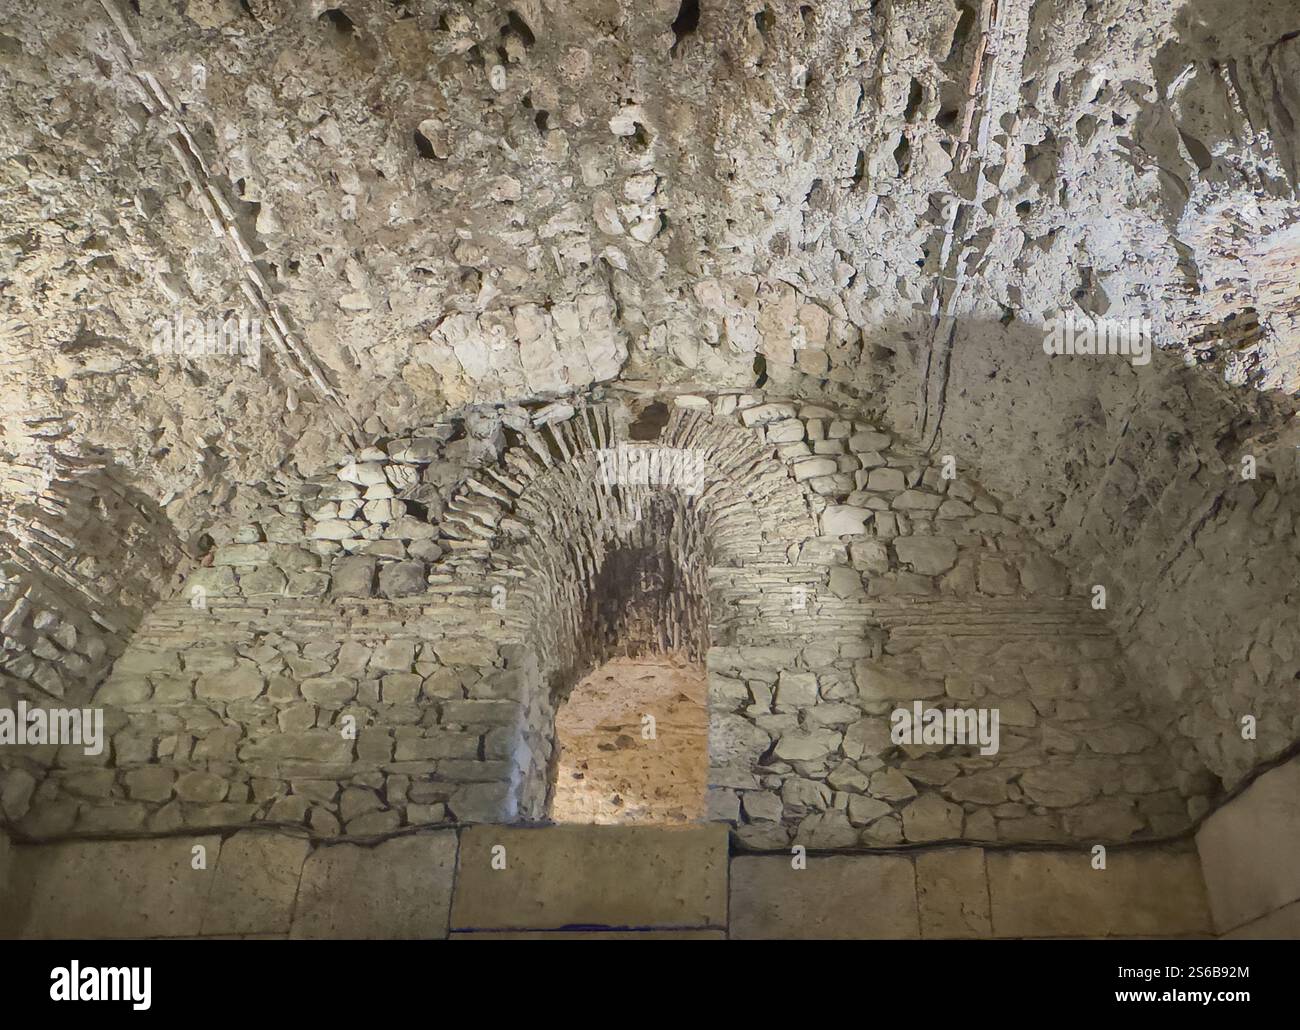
[885,330,1300,800]
[11,592,540,838]
[0,823,1213,940]
[0,391,1249,849]
[0,450,185,832]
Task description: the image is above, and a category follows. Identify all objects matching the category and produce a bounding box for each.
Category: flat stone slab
[916,847,991,938]
[451,824,728,930]
[1195,758,1300,934]
[291,831,458,939]
[201,831,310,936]
[1,836,221,938]
[986,847,1211,938]
[729,853,919,939]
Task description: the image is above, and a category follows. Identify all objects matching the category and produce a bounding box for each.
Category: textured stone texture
[1,836,221,939]
[0,827,1237,939]
[986,847,1212,938]
[0,3,1296,942]
[916,848,992,939]
[201,831,311,936]
[291,832,458,939]
[451,824,728,930]
[1195,757,1300,934]
[1221,899,1300,940]
[730,854,920,939]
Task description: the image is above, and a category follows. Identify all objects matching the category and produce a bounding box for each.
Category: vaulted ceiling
[1,0,1298,546]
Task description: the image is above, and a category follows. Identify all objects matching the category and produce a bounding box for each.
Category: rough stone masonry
[0,0,1297,879]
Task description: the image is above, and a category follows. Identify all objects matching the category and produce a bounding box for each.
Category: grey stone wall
[0,392,1241,848]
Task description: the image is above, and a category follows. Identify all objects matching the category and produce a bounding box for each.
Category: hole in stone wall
[893,133,912,175]
[550,656,707,825]
[413,127,437,159]
[505,10,536,47]
[947,1,976,62]
[671,0,701,48]
[1178,128,1213,172]
[629,401,671,441]
[904,78,924,121]
[319,9,356,35]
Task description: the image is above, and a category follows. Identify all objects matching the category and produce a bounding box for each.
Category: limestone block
[902,793,964,841]
[916,848,991,938]
[866,467,906,492]
[1196,757,1300,933]
[451,825,727,930]
[986,847,1211,938]
[729,854,919,939]
[893,536,958,575]
[2,836,221,938]
[201,832,310,936]
[821,504,869,535]
[291,832,458,938]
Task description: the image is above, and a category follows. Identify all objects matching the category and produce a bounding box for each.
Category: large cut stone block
[201,831,310,936]
[986,847,1211,938]
[1195,757,1300,934]
[451,825,728,931]
[291,832,458,939]
[916,848,991,938]
[729,853,919,939]
[1,836,221,938]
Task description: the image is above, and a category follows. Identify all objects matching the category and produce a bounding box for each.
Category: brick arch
[442,402,816,684]
[439,403,817,568]
[436,402,821,822]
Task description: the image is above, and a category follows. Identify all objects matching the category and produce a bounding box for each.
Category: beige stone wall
[3,392,1221,848]
[1196,754,1300,938]
[0,824,1212,940]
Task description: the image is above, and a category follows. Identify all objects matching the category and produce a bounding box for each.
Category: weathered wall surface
[1,2,1295,845]
[0,823,1212,939]
[884,322,1300,800]
[3,392,1212,850]
[0,451,185,831]
[4,0,1294,527]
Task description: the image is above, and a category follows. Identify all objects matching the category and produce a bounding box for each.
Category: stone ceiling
[1,0,1298,545]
